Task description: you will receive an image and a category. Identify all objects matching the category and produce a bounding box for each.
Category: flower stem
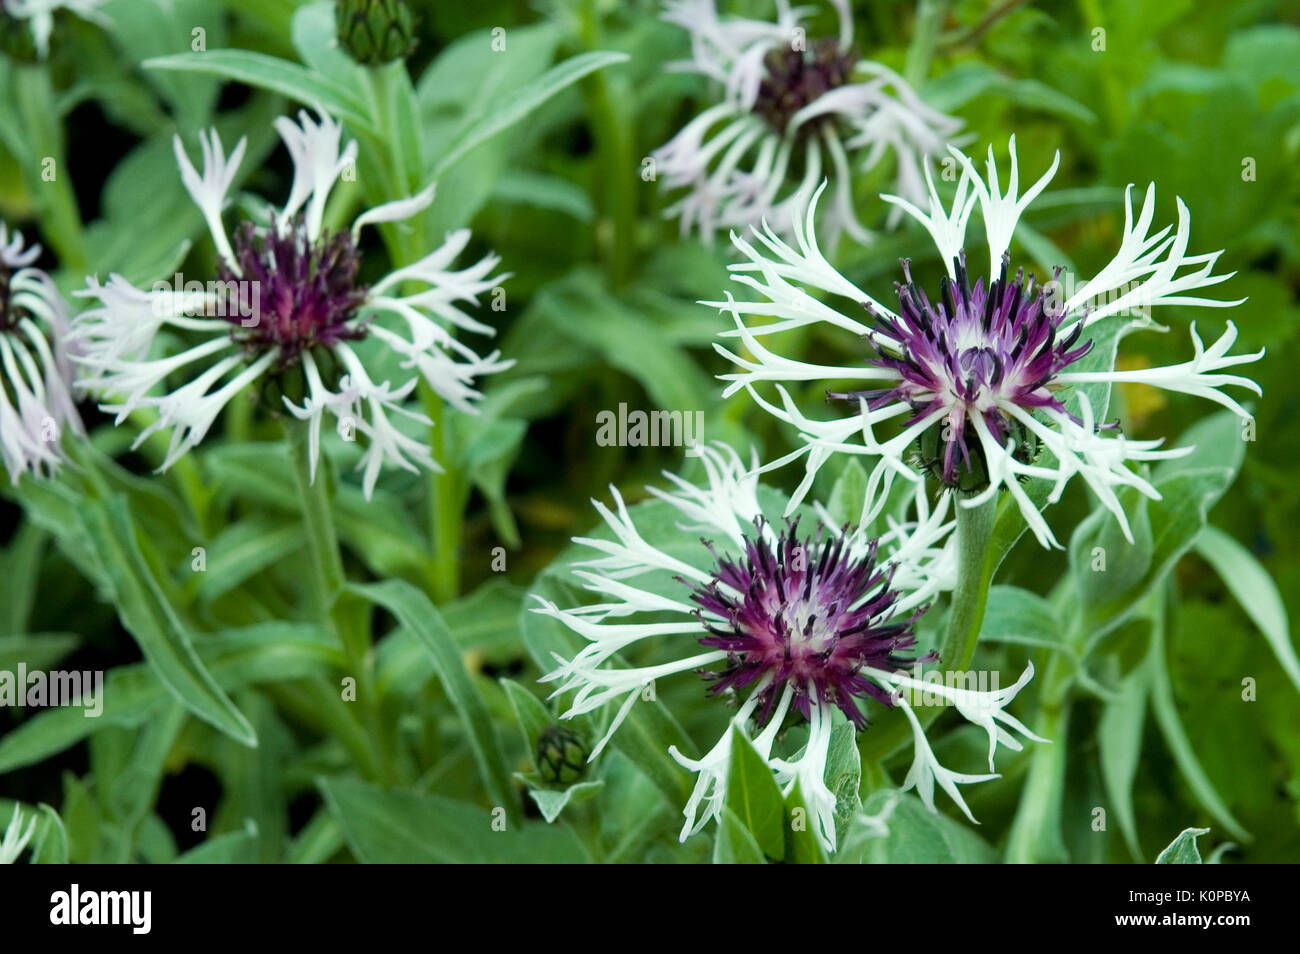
[580,0,636,289]
[937,494,999,673]
[904,0,950,89]
[424,389,462,604]
[857,493,998,764]
[287,422,345,618]
[13,63,86,271]
[1004,658,1070,863]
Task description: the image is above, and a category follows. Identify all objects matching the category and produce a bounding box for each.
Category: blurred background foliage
[0,0,1297,862]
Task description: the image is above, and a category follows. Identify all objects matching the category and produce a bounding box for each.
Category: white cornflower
[0,806,36,863]
[533,442,1040,852]
[713,136,1262,547]
[0,222,83,480]
[2,0,107,58]
[653,0,965,246]
[71,110,512,498]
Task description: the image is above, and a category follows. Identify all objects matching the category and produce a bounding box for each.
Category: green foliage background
[0,0,1297,863]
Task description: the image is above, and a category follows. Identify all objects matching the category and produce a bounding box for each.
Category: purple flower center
[831,253,1093,488]
[216,218,370,371]
[689,518,930,729]
[754,38,857,134]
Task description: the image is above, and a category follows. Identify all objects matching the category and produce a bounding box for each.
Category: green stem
[1076,0,1127,131]
[287,422,345,618]
[937,495,999,672]
[580,0,636,289]
[904,0,950,89]
[1004,682,1070,863]
[12,63,86,271]
[423,389,463,603]
[857,494,998,764]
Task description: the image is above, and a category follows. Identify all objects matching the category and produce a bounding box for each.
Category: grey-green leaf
[1155,827,1210,863]
[350,580,515,818]
[78,497,256,748]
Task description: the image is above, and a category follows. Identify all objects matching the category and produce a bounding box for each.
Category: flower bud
[536,726,588,786]
[915,417,1039,494]
[335,0,417,66]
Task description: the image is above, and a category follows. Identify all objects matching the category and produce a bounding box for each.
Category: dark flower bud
[335,0,417,66]
[914,415,1039,494]
[536,726,588,785]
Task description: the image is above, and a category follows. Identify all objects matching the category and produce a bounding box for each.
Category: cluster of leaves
[0,0,1297,864]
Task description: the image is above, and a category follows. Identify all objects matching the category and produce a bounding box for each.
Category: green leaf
[1148,611,1250,841]
[859,791,997,863]
[725,727,786,858]
[1155,827,1210,863]
[0,524,44,634]
[1070,412,1245,642]
[457,415,527,548]
[318,776,586,863]
[1194,524,1300,695]
[376,579,526,696]
[430,50,629,177]
[1098,669,1147,860]
[174,822,260,864]
[979,585,1063,650]
[144,51,372,131]
[350,580,515,817]
[783,782,827,864]
[99,0,226,124]
[501,677,552,756]
[190,519,304,602]
[824,722,862,847]
[78,496,256,748]
[0,622,339,774]
[517,776,605,824]
[925,62,1098,123]
[29,804,69,865]
[491,169,595,221]
[533,268,716,413]
[0,633,80,673]
[713,807,766,864]
[825,459,868,528]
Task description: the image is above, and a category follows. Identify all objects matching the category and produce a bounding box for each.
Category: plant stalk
[287,422,345,619]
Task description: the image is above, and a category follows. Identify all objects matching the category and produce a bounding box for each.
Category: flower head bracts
[0,222,83,481]
[71,110,513,497]
[713,137,1263,547]
[534,442,1039,851]
[653,0,964,246]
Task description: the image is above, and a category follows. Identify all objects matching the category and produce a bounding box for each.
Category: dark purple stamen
[217,218,369,371]
[688,517,931,730]
[831,252,1093,487]
[754,38,858,134]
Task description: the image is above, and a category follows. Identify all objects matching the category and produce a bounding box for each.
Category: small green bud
[536,726,588,786]
[335,0,417,66]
